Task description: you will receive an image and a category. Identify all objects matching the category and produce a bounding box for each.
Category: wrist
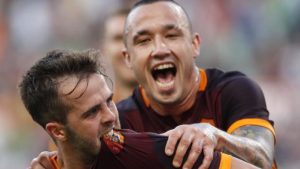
[215,129,225,151]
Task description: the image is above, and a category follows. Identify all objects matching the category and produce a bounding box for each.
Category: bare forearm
[216,126,274,169]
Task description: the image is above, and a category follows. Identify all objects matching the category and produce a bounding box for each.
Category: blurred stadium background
[0,0,299,168]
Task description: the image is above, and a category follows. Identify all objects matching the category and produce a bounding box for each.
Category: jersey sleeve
[220,76,275,136]
[117,89,147,132]
[149,132,223,169]
[93,129,224,169]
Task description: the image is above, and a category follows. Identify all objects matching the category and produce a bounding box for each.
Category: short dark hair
[19,49,107,128]
[124,0,193,46]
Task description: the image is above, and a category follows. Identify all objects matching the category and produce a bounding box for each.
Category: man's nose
[101,106,116,125]
[151,37,171,59]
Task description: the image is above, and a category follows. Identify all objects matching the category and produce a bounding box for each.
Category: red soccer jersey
[91,129,231,169]
[50,129,232,169]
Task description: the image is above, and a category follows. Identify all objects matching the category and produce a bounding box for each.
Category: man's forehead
[126,1,186,31]
[58,74,105,98]
[58,75,80,95]
[130,1,181,14]
[59,74,111,110]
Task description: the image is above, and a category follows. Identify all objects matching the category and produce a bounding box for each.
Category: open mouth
[151,63,177,89]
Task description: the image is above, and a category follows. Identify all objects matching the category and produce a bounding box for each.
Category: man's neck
[58,144,93,169]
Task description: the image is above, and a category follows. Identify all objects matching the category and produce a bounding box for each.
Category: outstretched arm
[163,123,274,169]
[217,125,274,168]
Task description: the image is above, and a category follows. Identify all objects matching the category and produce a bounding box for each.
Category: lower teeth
[156,81,174,88]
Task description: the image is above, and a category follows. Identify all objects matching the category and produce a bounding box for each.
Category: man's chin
[153,92,179,105]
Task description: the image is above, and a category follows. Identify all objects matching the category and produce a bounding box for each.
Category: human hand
[161,123,219,169]
[27,151,57,169]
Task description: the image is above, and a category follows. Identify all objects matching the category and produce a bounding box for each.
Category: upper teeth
[154,63,174,70]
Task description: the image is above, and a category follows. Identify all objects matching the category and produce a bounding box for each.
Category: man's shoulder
[117,88,142,112]
[116,88,145,129]
[205,68,246,81]
[205,68,248,89]
[117,96,137,111]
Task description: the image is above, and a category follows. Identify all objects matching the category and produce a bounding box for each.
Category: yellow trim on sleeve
[227,118,275,137]
[219,153,232,169]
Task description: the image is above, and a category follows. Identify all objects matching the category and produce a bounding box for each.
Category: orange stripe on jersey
[200,118,216,127]
[140,86,150,107]
[227,118,276,137]
[219,153,232,169]
[50,155,60,169]
[199,69,207,92]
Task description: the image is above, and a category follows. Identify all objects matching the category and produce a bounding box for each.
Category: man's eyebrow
[164,24,178,30]
[136,29,151,36]
[163,24,183,33]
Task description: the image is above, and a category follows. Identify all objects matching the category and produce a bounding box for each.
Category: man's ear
[46,122,67,141]
[122,48,132,69]
[192,33,201,59]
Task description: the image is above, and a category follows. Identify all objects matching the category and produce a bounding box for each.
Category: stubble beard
[65,126,100,165]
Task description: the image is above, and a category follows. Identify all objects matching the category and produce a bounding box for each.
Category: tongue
[156,71,174,83]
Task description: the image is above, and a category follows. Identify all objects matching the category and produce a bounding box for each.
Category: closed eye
[166,34,179,39]
[136,38,151,45]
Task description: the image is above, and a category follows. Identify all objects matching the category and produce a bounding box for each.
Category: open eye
[90,106,100,114]
[82,105,101,119]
